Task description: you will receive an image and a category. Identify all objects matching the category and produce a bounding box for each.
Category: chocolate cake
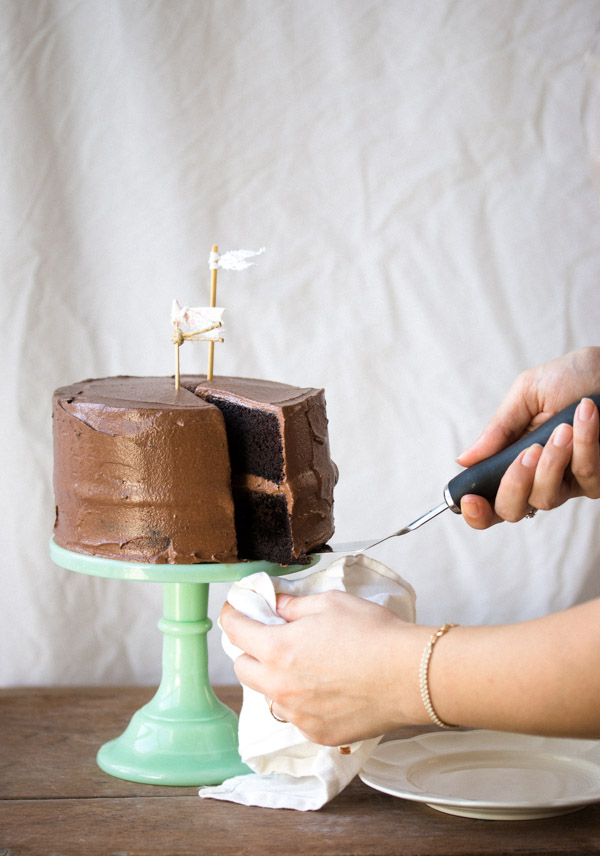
[52,375,337,565]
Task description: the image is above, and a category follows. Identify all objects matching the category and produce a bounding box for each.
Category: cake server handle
[323,394,600,555]
[444,393,600,511]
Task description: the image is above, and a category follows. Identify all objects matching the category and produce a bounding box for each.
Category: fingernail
[521,444,542,468]
[461,497,480,517]
[552,423,572,448]
[577,397,595,422]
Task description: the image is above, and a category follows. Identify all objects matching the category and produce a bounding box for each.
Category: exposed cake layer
[52,377,237,563]
[191,376,338,563]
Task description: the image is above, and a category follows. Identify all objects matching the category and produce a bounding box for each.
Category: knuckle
[222,620,241,649]
[232,653,250,682]
[533,498,554,511]
[572,460,598,483]
[494,500,525,523]
[262,642,295,692]
[528,488,556,511]
[268,677,287,704]
[268,634,294,667]
[269,679,302,716]
[582,480,600,499]
[321,590,345,609]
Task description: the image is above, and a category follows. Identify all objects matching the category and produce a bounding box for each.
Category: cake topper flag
[171,301,225,390]
[171,244,264,388]
[209,246,265,271]
[205,244,265,381]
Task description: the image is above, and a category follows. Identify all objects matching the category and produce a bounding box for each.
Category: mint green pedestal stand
[49,538,312,787]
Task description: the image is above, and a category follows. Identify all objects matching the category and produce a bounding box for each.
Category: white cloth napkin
[199,554,416,810]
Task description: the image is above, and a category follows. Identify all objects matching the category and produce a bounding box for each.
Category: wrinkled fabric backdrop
[2,0,599,687]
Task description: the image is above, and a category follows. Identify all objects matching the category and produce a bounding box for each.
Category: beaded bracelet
[419,623,460,729]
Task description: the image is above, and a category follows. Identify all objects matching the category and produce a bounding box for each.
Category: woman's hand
[223,593,600,742]
[220,590,429,746]
[457,347,600,529]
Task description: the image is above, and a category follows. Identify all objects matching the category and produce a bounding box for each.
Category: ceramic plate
[359,730,600,820]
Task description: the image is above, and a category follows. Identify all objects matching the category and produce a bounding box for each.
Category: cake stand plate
[49,538,313,786]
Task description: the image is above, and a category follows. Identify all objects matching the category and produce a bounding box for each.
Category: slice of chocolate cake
[52,375,337,565]
[191,376,338,564]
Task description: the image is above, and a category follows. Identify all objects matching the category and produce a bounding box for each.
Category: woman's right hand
[456,347,600,529]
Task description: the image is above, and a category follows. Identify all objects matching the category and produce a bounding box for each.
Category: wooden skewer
[207,244,218,380]
[174,331,181,391]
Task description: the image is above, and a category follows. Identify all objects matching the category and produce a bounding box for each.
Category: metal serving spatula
[318,394,600,556]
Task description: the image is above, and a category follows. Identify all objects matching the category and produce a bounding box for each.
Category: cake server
[319,394,600,556]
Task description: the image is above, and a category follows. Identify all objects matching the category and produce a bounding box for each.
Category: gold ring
[269,698,288,723]
[338,745,351,755]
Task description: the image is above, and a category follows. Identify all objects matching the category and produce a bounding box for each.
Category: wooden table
[2,686,600,856]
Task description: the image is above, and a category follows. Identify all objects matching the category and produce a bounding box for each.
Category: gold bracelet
[419,623,460,729]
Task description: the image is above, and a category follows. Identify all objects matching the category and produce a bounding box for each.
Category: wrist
[388,623,440,728]
[419,623,461,729]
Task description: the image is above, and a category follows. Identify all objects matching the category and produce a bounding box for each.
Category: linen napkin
[199,554,416,810]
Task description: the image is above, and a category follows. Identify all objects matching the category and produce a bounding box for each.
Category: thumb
[275,593,295,619]
[457,422,512,467]
[457,374,552,467]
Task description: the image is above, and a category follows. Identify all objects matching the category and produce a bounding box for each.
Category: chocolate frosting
[53,375,337,564]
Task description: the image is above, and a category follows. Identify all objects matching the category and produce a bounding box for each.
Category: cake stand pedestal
[49,538,312,787]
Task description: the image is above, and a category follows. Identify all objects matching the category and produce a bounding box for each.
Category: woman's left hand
[220,590,428,746]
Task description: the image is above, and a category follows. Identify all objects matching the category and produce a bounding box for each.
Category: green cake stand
[49,538,313,787]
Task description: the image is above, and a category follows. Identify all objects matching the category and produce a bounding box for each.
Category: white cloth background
[1,0,599,688]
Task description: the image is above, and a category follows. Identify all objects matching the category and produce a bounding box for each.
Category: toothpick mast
[172,244,261,389]
[173,303,183,391]
[174,330,181,390]
[207,244,218,380]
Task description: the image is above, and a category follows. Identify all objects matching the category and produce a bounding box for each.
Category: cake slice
[191,376,338,564]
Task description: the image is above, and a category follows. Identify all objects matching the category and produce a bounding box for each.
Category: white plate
[359,730,600,820]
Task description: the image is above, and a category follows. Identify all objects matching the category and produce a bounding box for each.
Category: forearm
[425,598,600,738]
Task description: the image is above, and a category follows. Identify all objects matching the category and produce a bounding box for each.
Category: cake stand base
[96,580,248,786]
[49,539,312,786]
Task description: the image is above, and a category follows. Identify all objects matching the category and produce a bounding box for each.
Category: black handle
[446,394,600,510]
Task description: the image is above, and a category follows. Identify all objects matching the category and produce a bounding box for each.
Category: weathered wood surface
[2,685,600,856]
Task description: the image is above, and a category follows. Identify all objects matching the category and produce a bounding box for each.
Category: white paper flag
[171,300,225,341]
[209,247,265,271]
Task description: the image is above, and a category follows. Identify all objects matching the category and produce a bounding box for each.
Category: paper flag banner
[171,300,225,341]
[208,247,266,271]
